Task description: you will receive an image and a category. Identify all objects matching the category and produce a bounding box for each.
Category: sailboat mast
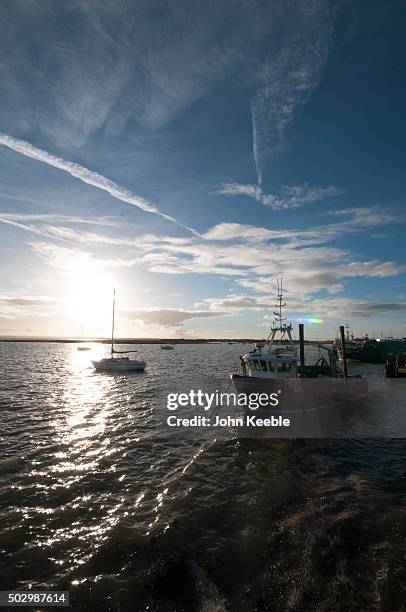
[111,289,116,356]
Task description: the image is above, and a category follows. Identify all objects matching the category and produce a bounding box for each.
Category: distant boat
[92,290,146,372]
[160,345,174,350]
[77,323,91,350]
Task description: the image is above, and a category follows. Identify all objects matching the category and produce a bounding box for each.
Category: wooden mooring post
[339,325,348,379]
[299,323,305,369]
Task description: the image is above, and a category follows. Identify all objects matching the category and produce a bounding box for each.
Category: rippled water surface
[0,342,405,611]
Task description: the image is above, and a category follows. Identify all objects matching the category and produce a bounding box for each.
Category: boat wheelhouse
[239,279,299,379]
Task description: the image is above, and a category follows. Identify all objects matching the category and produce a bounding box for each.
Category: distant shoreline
[0,337,329,345]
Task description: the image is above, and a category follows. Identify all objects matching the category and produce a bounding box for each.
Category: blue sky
[0,0,405,339]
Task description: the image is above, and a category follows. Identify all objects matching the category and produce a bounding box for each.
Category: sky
[0,0,405,340]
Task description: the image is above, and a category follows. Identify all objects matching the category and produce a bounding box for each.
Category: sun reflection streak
[30,345,126,572]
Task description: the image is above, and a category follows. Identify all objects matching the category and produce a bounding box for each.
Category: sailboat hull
[91,358,146,372]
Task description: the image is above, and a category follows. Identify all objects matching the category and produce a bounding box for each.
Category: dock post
[299,323,305,370]
[339,325,348,379]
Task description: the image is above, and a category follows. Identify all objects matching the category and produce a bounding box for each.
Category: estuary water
[0,342,405,611]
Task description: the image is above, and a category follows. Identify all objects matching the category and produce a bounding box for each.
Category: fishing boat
[334,326,365,361]
[160,345,174,350]
[231,280,368,435]
[92,290,146,372]
[334,325,406,363]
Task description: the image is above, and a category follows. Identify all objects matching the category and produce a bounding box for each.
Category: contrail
[0,132,200,237]
[0,217,61,240]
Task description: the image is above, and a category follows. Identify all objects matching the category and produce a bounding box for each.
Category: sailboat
[77,323,91,350]
[91,290,146,372]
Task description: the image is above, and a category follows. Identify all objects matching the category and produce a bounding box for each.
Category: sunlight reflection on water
[0,342,405,610]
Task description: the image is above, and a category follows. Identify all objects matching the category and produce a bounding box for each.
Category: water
[0,342,405,611]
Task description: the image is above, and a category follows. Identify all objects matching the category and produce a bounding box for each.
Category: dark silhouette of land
[0,336,329,345]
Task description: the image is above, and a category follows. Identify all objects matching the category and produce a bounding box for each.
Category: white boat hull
[92,358,146,372]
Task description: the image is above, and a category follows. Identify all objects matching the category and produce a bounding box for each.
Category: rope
[208,376,233,420]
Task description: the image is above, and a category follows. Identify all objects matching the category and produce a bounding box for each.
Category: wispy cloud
[0,294,63,319]
[123,308,221,329]
[202,206,398,244]
[0,296,60,307]
[251,1,334,183]
[0,132,199,236]
[199,294,406,321]
[0,1,279,147]
[29,242,138,272]
[3,197,403,305]
[0,217,63,240]
[0,212,117,226]
[6,203,401,299]
[215,182,343,209]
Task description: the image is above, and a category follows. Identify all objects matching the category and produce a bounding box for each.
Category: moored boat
[92,290,146,372]
[230,279,368,436]
[335,326,406,363]
[92,355,146,371]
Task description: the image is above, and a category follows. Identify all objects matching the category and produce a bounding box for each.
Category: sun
[65,270,116,337]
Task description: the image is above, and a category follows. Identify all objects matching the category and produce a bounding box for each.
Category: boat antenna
[111,289,116,356]
[273,277,287,328]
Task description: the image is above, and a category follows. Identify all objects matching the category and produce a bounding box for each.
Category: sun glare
[66,270,116,337]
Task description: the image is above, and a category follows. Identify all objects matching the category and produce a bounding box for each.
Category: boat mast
[264,277,295,351]
[273,277,287,330]
[111,289,116,356]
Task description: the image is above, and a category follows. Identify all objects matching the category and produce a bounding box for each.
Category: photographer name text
[167,414,290,428]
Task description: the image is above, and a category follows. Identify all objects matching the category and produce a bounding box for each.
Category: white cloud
[122,308,221,329]
[29,242,138,272]
[198,295,272,312]
[0,294,63,318]
[198,293,406,322]
[202,206,399,246]
[4,202,402,310]
[0,132,199,236]
[0,212,116,226]
[215,182,343,209]
[0,296,60,306]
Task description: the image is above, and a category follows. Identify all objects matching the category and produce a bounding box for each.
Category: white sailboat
[92,290,146,372]
[77,323,91,350]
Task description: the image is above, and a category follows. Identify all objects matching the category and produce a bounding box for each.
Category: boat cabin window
[280,362,291,372]
[261,361,268,372]
[254,360,261,371]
